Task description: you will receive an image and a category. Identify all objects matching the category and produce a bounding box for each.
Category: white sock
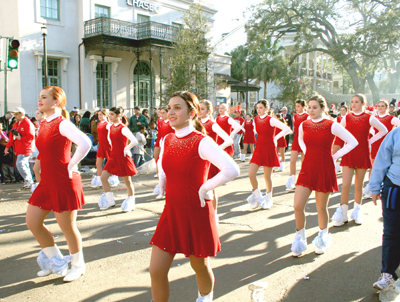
[42,245,63,258]
[354,203,361,209]
[105,192,113,201]
[290,175,296,182]
[297,228,306,241]
[319,228,328,235]
[267,192,272,199]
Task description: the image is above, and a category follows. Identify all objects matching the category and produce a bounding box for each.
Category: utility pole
[0,36,14,114]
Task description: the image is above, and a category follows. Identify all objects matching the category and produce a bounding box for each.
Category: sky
[211,0,261,43]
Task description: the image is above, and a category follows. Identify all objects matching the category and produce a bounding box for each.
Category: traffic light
[8,39,20,69]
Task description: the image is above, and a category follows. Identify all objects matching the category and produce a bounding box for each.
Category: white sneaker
[373,273,396,290]
[246,193,259,209]
[240,154,246,162]
[285,176,296,191]
[312,229,332,254]
[121,196,135,212]
[156,194,165,199]
[332,205,348,227]
[259,192,273,209]
[98,193,116,210]
[196,291,213,302]
[291,230,307,257]
[351,204,363,224]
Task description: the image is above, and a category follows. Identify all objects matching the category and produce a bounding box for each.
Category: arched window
[134,60,154,108]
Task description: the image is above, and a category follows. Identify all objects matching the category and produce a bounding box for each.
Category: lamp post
[41,25,48,87]
[246,56,249,114]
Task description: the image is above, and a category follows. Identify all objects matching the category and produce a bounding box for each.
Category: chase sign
[126,0,161,13]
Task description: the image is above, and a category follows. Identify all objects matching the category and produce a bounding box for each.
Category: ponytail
[121,115,128,126]
[62,109,69,120]
[193,118,206,134]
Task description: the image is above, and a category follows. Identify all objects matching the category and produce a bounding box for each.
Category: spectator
[73,114,81,128]
[281,106,293,151]
[128,106,148,134]
[80,111,91,133]
[70,107,79,123]
[150,108,158,124]
[0,138,15,183]
[0,123,9,140]
[142,109,150,124]
[91,112,99,144]
[133,125,147,168]
[0,111,13,133]
[389,103,398,117]
[5,107,35,189]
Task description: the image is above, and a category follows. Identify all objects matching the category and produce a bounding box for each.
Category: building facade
[0,0,216,116]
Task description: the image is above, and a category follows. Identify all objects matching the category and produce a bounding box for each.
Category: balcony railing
[84,17,179,42]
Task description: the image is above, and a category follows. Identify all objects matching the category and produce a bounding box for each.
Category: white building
[0,0,217,116]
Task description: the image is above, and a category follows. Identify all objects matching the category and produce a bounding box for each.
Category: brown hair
[308,95,328,113]
[352,93,367,105]
[275,113,287,125]
[171,91,205,134]
[256,99,272,116]
[378,99,389,108]
[296,99,307,107]
[200,99,214,119]
[99,108,109,121]
[110,107,128,125]
[43,86,69,120]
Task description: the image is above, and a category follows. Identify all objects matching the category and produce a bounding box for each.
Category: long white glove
[331,123,358,161]
[121,127,138,158]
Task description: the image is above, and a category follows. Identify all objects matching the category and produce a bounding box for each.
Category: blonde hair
[200,99,214,119]
[43,86,69,120]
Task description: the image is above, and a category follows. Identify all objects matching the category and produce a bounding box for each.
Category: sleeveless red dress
[333,115,345,147]
[275,128,287,148]
[28,116,85,212]
[296,119,338,192]
[216,115,234,155]
[243,120,257,144]
[250,115,280,167]
[154,119,174,148]
[371,115,394,159]
[341,112,372,169]
[292,113,309,152]
[96,121,111,158]
[103,123,137,177]
[150,131,220,257]
[201,119,220,179]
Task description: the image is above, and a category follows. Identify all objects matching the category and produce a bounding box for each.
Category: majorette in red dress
[216,115,234,155]
[341,112,372,169]
[96,120,111,159]
[150,131,220,257]
[250,115,280,167]
[201,118,220,179]
[154,119,174,148]
[103,123,138,177]
[243,120,257,144]
[371,114,396,159]
[234,116,245,135]
[296,119,338,193]
[28,116,85,212]
[292,113,309,152]
[333,115,345,147]
[275,128,287,148]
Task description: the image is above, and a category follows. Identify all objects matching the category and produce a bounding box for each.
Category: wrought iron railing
[84,17,179,42]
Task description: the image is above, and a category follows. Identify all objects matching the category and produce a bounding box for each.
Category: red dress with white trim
[201,118,220,179]
[296,119,338,193]
[243,120,257,144]
[28,116,85,212]
[371,115,395,159]
[234,116,245,135]
[275,128,287,148]
[96,121,111,159]
[333,115,345,147]
[216,115,234,155]
[103,123,138,177]
[250,115,280,167]
[292,113,309,152]
[341,112,372,169]
[154,119,174,148]
[150,131,220,257]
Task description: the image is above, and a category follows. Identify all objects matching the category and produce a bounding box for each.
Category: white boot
[63,251,85,282]
[332,204,349,226]
[260,192,273,209]
[291,228,307,257]
[350,203,363,224]
[313,228,332,254]
[196,290,213,302]
[286,175,296,191]
[247,189,262,209]
[121,196,135,212]
[99,192,116,210]
[240,154,246,162]
[279,162,285,171]
[37,245,68,277]
[108,175,120,187]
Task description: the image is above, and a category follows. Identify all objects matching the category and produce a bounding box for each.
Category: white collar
[259,113,268,119]
[298,112,307,115]
[341,114,346,117]
[46,113,61,122]
[219,114,228,118]
[378,113,388,118]
[175,125,194,138]
[99,120,107,124]
[352,111,364,116]
[311,117,325,123]
[201,117,210,123]
[163,119,169,124]
[113,122,122,127]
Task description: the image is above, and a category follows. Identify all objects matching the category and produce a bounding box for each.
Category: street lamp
[246,55,249,114]
[41,25,48,87]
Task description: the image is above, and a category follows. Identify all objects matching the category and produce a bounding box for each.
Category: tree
[226,45,249,82]
[165,3,213,102]
[247,0,400,102]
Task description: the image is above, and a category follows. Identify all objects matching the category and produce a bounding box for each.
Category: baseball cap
[234,109,240,113]
[11,107,26,115]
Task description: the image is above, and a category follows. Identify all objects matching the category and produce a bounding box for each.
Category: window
[333,81,339,88]
[137,14,150,23]
[133,61,153,108]
[40,0,59,20]
[95,5,110,18]
[42,59,61,87]
[96,62,112,107]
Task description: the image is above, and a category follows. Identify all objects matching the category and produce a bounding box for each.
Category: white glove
[67,163,79,179]
[159,178,166,196]
[273,138,277,148]
[124,147,132,157]
[198,185,213,207]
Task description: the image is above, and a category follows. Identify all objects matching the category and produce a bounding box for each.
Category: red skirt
[223,145,234,156]
[371,141,382,159]
[333,136,344,147]
[208,164,219,179]
[243,132,256,144]
[104,155,138,177]
[277,136,287,148]
[341,144,372,169]
[250,142,280,167]
[96,143,110,159]
[291,134,302,152]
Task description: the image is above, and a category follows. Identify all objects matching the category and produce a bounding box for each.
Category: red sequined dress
[333,115,345,147]
[292,113,309,152]
[96,121,111,158]
[296,119,338,192]
[371,115,395,159]
[201,119,220,179]
[103,123,137,177]
[341,112,372,169]
[150,131,220,257]
[216,115,234,155]
[275,128,287,148]
[243,120,257,144]
[154,119,174,148]
[28,116,85,212]
[250,115,280,167]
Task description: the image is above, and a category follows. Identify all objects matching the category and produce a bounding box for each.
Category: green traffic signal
[8,39,20,70]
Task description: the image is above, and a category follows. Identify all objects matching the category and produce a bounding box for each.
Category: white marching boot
[37,245,69,277]
[259,192,273,209]
[351,203,363,225]
[98,192,116,210]
[332,204,349,227]
[247,188,263,209]
[196,290,213,302]
[285,175,296,191]
[312,228,332,254]
[121,195,135,212]
[91,175,102,188]
[240,154,246,162]
[291,228,307,257]
[279,162,285,171]
[63,251,85,282]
